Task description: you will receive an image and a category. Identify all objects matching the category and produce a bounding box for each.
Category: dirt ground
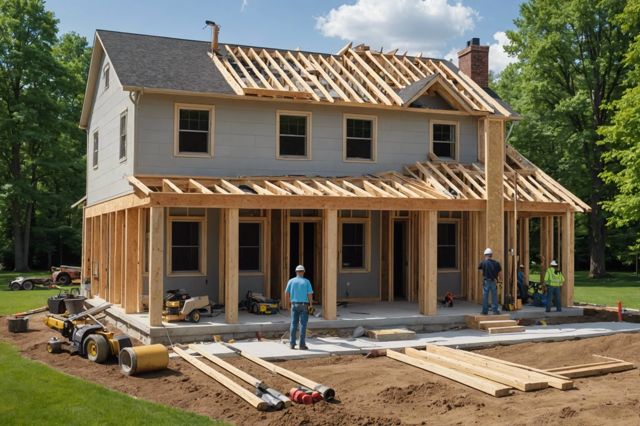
[2,314,640,426]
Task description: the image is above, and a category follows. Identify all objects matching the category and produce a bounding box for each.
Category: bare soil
[2,314,639,426]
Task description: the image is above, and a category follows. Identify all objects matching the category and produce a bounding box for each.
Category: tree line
[0,0,639,276]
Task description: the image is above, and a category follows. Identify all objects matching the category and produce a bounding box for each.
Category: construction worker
[517,264,526,302]
[478,248,502,315]
[545,260,564,312]
[285,265,313,350]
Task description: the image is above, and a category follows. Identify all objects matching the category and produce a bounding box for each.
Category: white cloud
[488,31,516,75]
[316,0,478,57]
[240,0,248,12]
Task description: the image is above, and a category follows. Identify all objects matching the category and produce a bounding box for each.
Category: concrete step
[487,325,525,334]
[478,320,519,329]
[465,314,511,329]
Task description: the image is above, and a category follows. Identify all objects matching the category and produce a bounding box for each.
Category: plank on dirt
[386,349,514,397]
[547,362,636,378]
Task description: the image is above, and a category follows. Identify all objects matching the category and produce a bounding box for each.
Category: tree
[498,0,638,277]
[600,0,640,253]
[0,0,89,270]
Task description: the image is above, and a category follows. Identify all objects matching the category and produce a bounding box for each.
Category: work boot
[299,345,309,350]
[290,344,296,350]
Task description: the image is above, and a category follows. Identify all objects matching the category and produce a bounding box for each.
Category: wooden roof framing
[211,45,513,117]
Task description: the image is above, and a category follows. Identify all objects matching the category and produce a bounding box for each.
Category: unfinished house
[79,28,588,341]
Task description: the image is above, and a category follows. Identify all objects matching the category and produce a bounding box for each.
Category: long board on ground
[173,347,270,411]
[386,349,513,397]
[425,344,574,390]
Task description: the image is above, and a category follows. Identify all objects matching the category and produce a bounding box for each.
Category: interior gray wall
[437,271,462,298]
[134,94,479,178]
[86,52,135,205]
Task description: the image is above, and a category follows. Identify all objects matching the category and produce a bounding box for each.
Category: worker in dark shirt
[478,248,502,315]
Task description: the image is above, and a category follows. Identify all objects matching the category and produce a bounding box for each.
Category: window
[174,104,214,156]
[437,222,458,269]
[119,111,127,161]
[103,64,110,90]
[344,115,376,161]
[168,210,206,275]
[277,111,311,159]
[92,131,99,168]
[431,121,457,159]
[239,222,262,272]
[341,222,368,270]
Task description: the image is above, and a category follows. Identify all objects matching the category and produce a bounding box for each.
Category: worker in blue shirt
[285,265,314,350]
[517,264,526,302]
[478,248,502,315]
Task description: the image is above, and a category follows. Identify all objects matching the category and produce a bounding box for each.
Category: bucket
[48,297,67,314]
[64,297,86,315]
[119,344,169,376]
[8,317,29,333]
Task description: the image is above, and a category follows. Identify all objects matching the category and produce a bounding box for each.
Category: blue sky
[46,0,523,73]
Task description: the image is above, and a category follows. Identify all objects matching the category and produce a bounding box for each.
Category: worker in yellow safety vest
[544,260,564,312]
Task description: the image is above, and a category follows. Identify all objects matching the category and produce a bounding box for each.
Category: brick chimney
[457,37,489,88]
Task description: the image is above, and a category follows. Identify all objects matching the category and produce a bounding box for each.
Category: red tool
[288,387,313,404]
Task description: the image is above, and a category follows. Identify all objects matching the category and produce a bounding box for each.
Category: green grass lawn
[0,341,219,425]
[0,271,75,316]
[529,270,640,309]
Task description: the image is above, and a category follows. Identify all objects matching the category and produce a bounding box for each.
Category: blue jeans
[482,279,499,314]
[546,286,562,312]
[290,303,309,347]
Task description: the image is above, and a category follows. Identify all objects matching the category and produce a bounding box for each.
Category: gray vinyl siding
[134,94,479,178]
[86,53,135,205]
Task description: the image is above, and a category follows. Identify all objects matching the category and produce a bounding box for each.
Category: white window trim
[103,64,110,91]
[437,218,461,272]
[338,217,371,273]
[343,113,377,163]
[92,129,99,170]
[173,103,215,158]
[239,218,267,276]
[119,109,128,163]
[166,214,207,277]
[430,119,459,161]
[276,110,312,160]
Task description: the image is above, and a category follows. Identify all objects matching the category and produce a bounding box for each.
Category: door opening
[289,221,320,301]
[393,220,408,300]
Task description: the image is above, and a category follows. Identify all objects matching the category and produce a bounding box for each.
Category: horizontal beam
[85,194,149,218]
[148,193,486,211]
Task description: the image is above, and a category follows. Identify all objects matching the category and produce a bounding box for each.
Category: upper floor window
[103,64,110,90]
[92,131,99,169]
[277,111,311,159]
[174,104,214,157]
[344,115,376,162]
[119,110,127,161]
[431,121,457,160]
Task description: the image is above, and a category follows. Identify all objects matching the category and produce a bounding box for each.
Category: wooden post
[218,208,227,305]
[137,209,146,312]
[224,208,239,324]
[418,210,437,315]
[380,211,391,301]
[322,209,338,320]
[100,214,109,298]
[124,209,140,313]
[484,119,505,291]
[475,210,487,304]
[108,213,116,302]
[81,212,91,287]
[149,207,164,327]
[112,210,124,305]
[91,216,99,296]
[521,218,530,286]
[562,211,575,307]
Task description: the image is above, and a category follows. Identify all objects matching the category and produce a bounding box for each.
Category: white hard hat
[484,248,493,255]
[550,260,558,266]
[295,265,305,272]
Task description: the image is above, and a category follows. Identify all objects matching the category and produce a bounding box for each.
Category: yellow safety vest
[545,268,565,287]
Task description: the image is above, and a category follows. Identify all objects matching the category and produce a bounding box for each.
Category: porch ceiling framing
[210,44,513,116]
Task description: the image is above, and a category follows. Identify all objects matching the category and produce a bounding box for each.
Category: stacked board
[465,314,524,334]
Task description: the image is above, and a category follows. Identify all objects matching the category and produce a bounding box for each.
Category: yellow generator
[163,289,212,323]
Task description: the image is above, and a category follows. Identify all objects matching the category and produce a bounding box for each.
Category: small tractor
[44,303,132,363]
[162,289,212,323]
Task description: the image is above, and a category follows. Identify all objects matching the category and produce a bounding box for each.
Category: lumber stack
[545,355,636,378]
[465,314,525,334]
[386,344,575,398]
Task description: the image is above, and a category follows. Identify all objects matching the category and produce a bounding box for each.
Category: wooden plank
[366,329,416,341]
[234,46,271,88]
[173,347,269,411]
[273,50,320,101]
[405,348,547,392]
[224,45,259,88]
[487,325,525,334]
[314,54,364,103]
[546,361,621,372]
[322,209,338,320]
[297,52,350,101]
[189,178,213,194]
[247,48,285,90]
[127,176,153,196]
[210,53,246,95]
[225,208,239,323]
[124,209,139,313]
[112,210,124,304]
[477,320,518,329]
[329,55,379,104]
[91,216,99,296]
[484,119,505,288]
[162,178,183,194]
[108,213,115,302]
[386,350,513,397]
[345,50,400,104]
[136,209,146,312]
[284,51,333,102]
[425,345,573,390]
[562,211,574,307]
[148,207,164,326]
[417,211,437,315]
[548,362,635,378]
